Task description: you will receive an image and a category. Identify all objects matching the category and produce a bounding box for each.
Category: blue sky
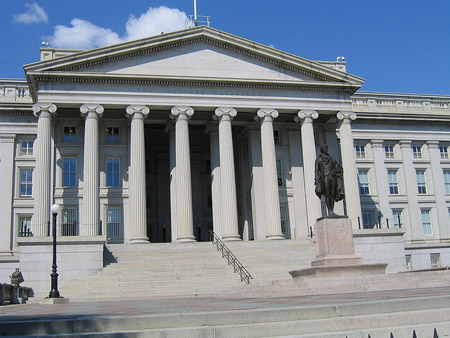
[2,0,449,95]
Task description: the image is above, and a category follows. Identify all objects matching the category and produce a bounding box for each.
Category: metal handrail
[209,231,253,284]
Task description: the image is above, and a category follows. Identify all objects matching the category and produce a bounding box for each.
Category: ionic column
[31,103,57,236]
[165,122,177,242]
[337,111,362,228]
[126,105,150,243]
[295,110,322,226]
[215,107,240,241]
[427,140,450,238]
[371,140,393,227]
[80,104,103,236]
[205,124,222,238]
[170,106,195,242]
[256,109,284,240]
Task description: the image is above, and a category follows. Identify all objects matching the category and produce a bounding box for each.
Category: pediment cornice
[25,27,364,88]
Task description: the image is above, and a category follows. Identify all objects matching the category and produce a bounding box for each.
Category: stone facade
[1,26,450,285]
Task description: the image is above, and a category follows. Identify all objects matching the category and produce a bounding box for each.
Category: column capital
[170,106,194,121]
[126,105,149,119]
[255,108,278,122]
[426,140,440,149]
[399,139,412,148]
[294,110,318,124]
[337,111,356,124]
[370,139,384,148]
[214,107,237,121]
[80,104,104,118]
[32,103,57,118]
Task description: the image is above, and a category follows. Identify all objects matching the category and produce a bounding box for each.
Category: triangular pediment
[24,26,364,95]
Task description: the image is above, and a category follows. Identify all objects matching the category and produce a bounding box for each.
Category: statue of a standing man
[315,145,344,216]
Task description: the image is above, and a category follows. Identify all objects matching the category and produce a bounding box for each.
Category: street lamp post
[48,204,61,298]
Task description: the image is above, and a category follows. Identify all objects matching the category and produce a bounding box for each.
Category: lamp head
[51,204,60,215]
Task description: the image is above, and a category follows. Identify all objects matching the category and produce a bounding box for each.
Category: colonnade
[30,102,361,241]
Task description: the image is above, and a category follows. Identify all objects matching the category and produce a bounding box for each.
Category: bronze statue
[315,145,344,216]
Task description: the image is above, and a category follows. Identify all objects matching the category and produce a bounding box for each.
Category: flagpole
[194,0,198,26]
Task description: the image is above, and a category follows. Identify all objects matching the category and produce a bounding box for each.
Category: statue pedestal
[290,216,387,278]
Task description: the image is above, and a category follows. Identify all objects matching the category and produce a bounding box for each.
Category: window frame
[384,145,395,159]
[106,126,120,143]
[421,209,432,235]
[18,216,32,237]
[276,158,283,187]
[19,168,33,196]
[106,205,122,239]
[440,146,449,159]
[362,211,375,229]
[355,144,366,159]
[63,126,77,143]
[392,209,403,228]
[412,145,422,159]
[444,170,450,194]
[388,170,399,195]
[20,139,34,156]
[106,157,121,187]
[416,170,427,194]
[358,170,370,195]
[62,157,77,187]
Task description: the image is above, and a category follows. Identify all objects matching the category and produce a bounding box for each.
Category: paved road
[1,286,449,322]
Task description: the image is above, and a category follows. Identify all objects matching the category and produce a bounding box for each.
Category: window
[444,170,450,194]
[355,145,366,158]
[412,145,422,159]
[62,157,77,187]
[406,255,412,270]
[421,209,432,235]
[362,211,375,229]
[106,127,120,143]
[106,158,120,187]
[430,253,441,268]
[392,210,403,228]
[388,170,399,195]
[106,206,121,239]
[18,216,32,237]
[358,170,369,195]
[384,145,395,159]
[280,203,289,238]
[20,140,33,156]
[416,170,427,194]
[63,126,77,143]
[440,146,449,159]
[273,129,280,145]
[19,169,32,196]
[276,159,283,186]
[62,206,78,236]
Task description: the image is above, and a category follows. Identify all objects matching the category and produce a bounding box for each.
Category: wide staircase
[51,239,317,302]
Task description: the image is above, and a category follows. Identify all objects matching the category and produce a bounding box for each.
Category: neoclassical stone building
[1,26,450,284]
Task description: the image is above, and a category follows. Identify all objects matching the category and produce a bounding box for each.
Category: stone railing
[0,80,32,103]
[351,92,450,114]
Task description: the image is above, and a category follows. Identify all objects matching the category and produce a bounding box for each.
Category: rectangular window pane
[384,145,395,158]
[358,170,369,195]
[413,145,422,159]
[388,170,399,195]
[106,158,120,187]
[62,206,78,236]
[392,210,403,228]
[444,170,450,194]
[20,140,34,156]
[416,170,427,194]
[107,206,121,239]
[273,129,280,145]
[421,209,432,235]
[355,145,366,158]
[63,157,77,187]
[18,217,32,237]
[63,126,77,143]
[362,211,374,229]
[440,146,449,159]
[19,169,32,196]
[106,127,120,143]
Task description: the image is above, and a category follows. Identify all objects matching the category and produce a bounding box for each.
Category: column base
[222,235,241,242]
[129,237,149,244]
[176,236,196,243]
[266,233,285,240]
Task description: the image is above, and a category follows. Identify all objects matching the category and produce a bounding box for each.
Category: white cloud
[47,6,187,49]
[50,19,122,49]
[13,2,48,24]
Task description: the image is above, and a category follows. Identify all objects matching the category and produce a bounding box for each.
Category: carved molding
[80,104,104,118]
[294,110,318,123]
[126,105,150,119]
[170,106,194,121]
[32,103,57,118]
